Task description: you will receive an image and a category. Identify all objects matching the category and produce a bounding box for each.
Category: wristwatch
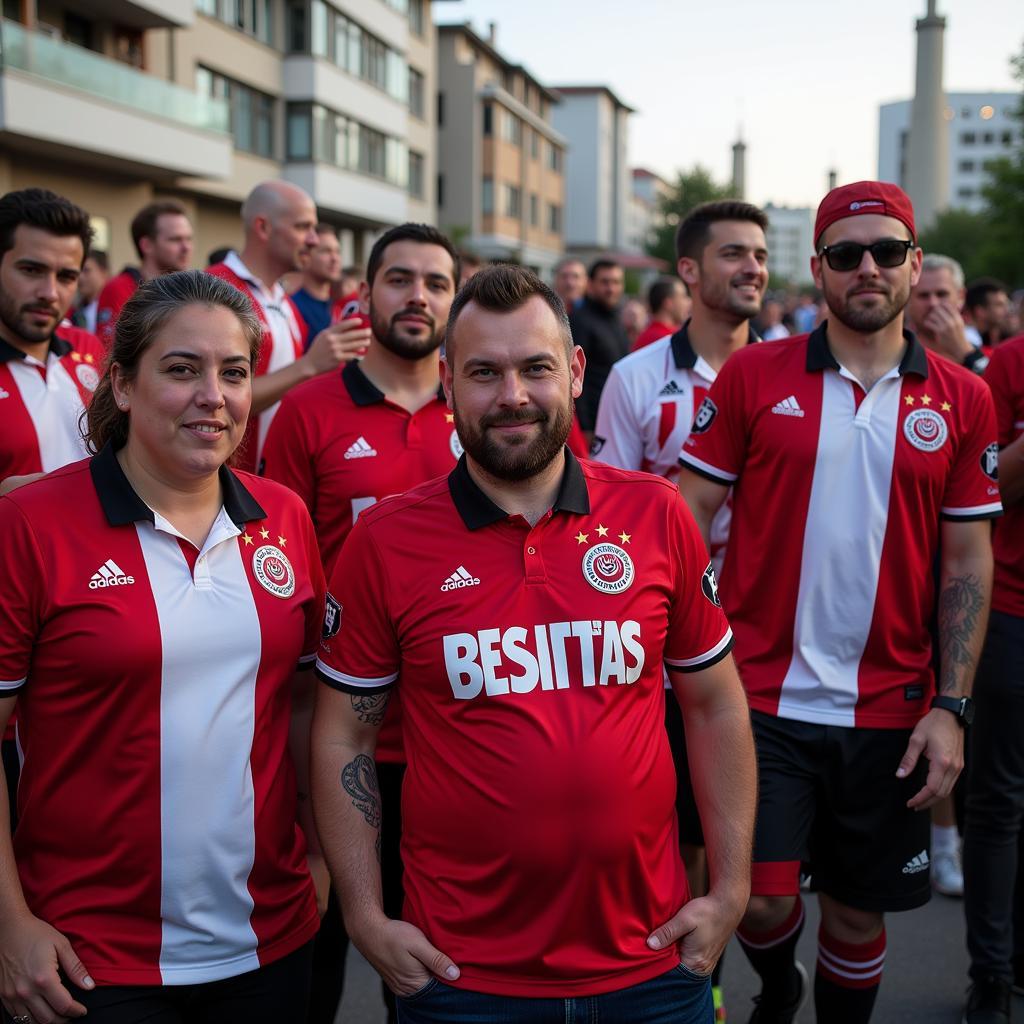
[930,695,975,727]
[962,348,989,375]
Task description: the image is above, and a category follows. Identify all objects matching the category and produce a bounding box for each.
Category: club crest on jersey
[980,443,999,481]
[903,408,948,452]
[583,542,634,594]
[702,561,721,607]
[252,544,295,598]
[691,396,718,434]
[323,593,342,639]
[75,363,99,392]
[449,429,464,459]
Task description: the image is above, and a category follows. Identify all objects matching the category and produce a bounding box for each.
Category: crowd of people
[0,176,1019,1024]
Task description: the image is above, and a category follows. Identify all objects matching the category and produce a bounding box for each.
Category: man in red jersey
[312,265,756,1022]
[961,333,1024,1023]
[680,181,1000,1024]
[632,276,691,351]
[208,181,370,473]
[262,223,460,1024]
[95,200,193,348]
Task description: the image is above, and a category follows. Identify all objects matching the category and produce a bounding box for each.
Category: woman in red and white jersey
[0,271,327,1024]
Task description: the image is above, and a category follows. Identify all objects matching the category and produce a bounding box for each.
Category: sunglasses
[818,239,914,272]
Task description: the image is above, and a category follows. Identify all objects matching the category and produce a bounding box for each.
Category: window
[483,103,493,136]
[529,193,539,226]
[408,150,425,198]
[982,132,994,145]
[287,104,312,160]
[359,124,387,177]
[437,91,445,127]
[548,143,562,172]
[957,187,975,199]
[548,202,562,233]
[530,128,539,160]
[504,185,521,218]
[961,132,976,145]
[958,160,975,173]
[502,112,522,146]
[199,0,272,45]
[198,67,276,157]
[408,0,425,35]
[437,173,445,208]
[408,67,425,119]
[1003,131,1014,146]
[482,176,494,214]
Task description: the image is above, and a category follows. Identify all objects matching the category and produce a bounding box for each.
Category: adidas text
[902,851,930,875]
[441,566,481,591]
[90,559,135,589]
[771,395,805,418]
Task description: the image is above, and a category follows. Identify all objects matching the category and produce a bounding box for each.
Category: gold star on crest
[277,535,287,548]
[921,394,933,406]
[904,395,915,406]
[85,353,94,364]
[445,413,455,423]
[259,527,270,540]
[618,531,631,545]
[595,524,609,537]
[941,401,952,412]
[575,531,589,545]
[70,351,81,362]
[242,532,254,546]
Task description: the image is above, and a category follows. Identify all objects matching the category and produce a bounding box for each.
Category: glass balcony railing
[0,19,229,135]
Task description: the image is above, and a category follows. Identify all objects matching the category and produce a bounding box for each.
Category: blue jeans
[395,962,713,1023]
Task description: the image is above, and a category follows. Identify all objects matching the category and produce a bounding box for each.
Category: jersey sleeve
[591,364,644,470]
[941,380,1003,521]
[315,518,399,694]
[297,504,326,670]
[95,279,127,350]
[663,492,734,673]
[678,354,749,484]
[260,394,316,512]
[985,345,1020,448]
[0,498,46,696]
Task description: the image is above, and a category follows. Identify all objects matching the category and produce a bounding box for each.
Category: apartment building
[435,22,566,277]
[0,0,438,269]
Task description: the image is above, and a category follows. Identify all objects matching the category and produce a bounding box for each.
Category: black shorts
[750,710,931,913]
[664,695,705,847]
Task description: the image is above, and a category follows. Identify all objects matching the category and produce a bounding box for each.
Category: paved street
[336,888,1024,1022]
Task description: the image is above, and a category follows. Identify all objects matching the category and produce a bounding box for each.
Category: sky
[434,0,1024,209]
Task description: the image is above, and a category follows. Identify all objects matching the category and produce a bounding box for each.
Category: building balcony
[0,19,231,179]
[81,0,195,29]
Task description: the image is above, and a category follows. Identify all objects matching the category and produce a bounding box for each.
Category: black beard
[370,304,443,360]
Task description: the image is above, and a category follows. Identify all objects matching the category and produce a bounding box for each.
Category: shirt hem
[748,696,927,730]
[448,950,679,997]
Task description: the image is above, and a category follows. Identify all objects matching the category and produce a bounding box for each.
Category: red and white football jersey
[261,361,459,764]
[95,267,143,350]
[0,330,102,480]
[985,335,1024,617]
[317,453,732,996]
[0,448,324,985]
[680,326,1001,729]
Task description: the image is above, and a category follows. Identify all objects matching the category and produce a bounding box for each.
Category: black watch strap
[930,695,974,726]
[962,348,990,374]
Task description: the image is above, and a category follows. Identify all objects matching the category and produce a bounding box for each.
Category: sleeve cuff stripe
[941,502,1003,518]
[298,652,317,663]
[678,454,736,484]
[665,628,734,670]
[314,659,398,689]
[0,678,26,692]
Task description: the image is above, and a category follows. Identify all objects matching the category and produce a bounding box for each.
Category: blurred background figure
[964,277,1013,349]
[553,256,586,314]
[621,297,649,348]
[69,250,109,334]
[458,250,483,287]
[633,276,691,351]
[760,298,790,341]
[291,223,343,346]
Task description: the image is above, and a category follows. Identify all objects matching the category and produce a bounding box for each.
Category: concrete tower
[731,135,747,199]
[904,0,949,230]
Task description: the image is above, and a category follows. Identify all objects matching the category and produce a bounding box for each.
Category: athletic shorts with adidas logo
[748,710,932,912]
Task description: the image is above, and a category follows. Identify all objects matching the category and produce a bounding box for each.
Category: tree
[917,208,993,281]
[646,166,733,267]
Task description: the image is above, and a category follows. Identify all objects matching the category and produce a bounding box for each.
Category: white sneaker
[932,846,964,897]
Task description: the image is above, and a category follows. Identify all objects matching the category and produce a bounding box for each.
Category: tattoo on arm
[350,691,390,726]
[938,573,984,695]
[341,753,382,859]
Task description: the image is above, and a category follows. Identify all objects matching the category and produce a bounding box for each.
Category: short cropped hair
[446,264,572,362]
[588,258,622,280]
[965,276,1008,313]
[920,254,965,290]
[366,223,459,288]
[0,188,93,263]
[648,275,683,313]
[675,200,769,262]
[131,200,189,259]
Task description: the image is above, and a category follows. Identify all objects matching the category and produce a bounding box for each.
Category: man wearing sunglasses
[679,181,1001,1024]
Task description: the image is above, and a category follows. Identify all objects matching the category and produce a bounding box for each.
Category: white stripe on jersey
[776,372,902,726]
[7,359,90,471]
[136,520,263,983]
[316,658,398,690]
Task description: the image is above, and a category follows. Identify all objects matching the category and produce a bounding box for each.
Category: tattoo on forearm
[350,692,390,726]
[938,573,984,694]
[341,754,381,833]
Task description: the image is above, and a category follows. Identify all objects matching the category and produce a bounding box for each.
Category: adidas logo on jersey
[771,395,805,417]
[901,850,930,875]
[0,387,8,399]
[89,559,135,589]
[658,380,683,396]
[441,565,481,591]
[344,436,377,459]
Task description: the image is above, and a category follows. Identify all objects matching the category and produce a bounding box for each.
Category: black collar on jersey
[0,332,72,363]
[342,359,445,405]
[669,319,760,370]
[90,442,267,528]
[448,447,591,530]
[806,322,929,378]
